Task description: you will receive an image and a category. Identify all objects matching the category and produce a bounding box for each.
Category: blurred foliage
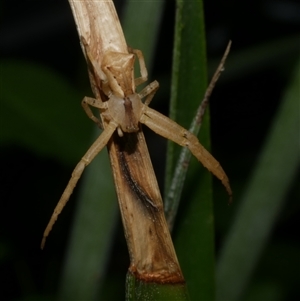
[0,0,299,300]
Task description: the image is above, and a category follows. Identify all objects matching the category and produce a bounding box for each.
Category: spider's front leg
[140,107,232,201]
[128,46,159,106]
[41,120,118,249]
[128,47,148,87]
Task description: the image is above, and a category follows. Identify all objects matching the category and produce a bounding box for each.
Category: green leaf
[58,141,118,300]
[0,60,91,164]
[216,58,300,300]
[165,1,216,300]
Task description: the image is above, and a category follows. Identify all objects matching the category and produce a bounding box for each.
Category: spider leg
[41,121,117,249]
[128,47,148,87]
[140,106,232,201]
[138,80,159,106]
[82,96,108,129]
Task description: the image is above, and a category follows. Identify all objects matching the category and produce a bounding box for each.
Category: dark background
[1,0,299,300]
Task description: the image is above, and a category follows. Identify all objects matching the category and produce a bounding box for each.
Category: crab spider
[41,37,232,249]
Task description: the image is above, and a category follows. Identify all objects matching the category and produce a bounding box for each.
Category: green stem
[126,272,189,301]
